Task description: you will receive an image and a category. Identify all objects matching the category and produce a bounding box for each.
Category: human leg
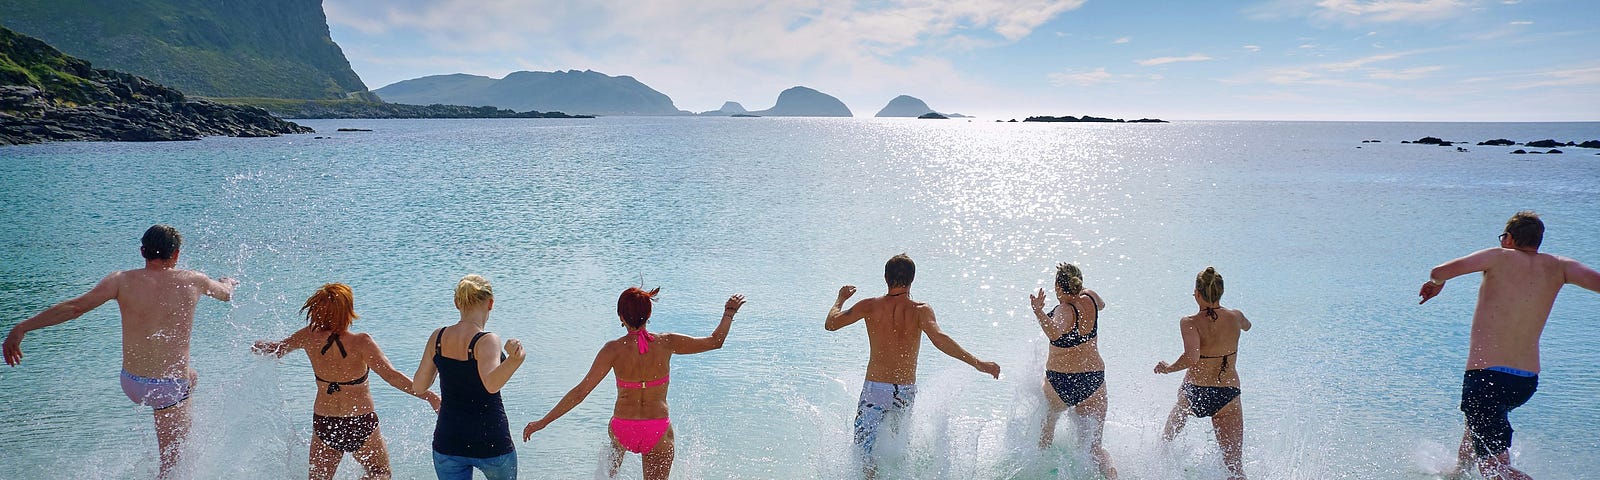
[152,400,192,478]
[1210,397,1246,480]
[350,424,392,480]
[1160,389,1190,442]
[641,427,676,480]
[473,451,518,480]
[308,433,344,480]
[1459,369,1537,479]
[1039,379,1068,448]
[1074,384,1116,479]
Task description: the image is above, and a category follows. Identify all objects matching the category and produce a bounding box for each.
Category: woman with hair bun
[253,283,442,480]
[522,287,745,480]
[412,274,527,480]
[1154,266,1252,480]
[1028,262,1116,478]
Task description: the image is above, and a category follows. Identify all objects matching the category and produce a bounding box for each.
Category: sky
[323,0,1598,121]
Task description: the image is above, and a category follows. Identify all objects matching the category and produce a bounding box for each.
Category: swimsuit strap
[1067,302,1084,336]
[632,328,656,355]
[1199,351,1236,381]
[317,371,370,394]
[432,327,446,356]
[1087,294,1101,311]
[616,374,670,389]
[1201,306,1219,320]
[320,332,348,358]
[467,331,491,360]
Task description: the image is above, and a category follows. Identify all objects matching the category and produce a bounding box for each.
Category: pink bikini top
[617,328,669,389]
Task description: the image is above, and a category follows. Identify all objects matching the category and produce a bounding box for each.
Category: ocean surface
[1,118,1597,479]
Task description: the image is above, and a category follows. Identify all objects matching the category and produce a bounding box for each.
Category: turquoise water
[1,118,1598,479]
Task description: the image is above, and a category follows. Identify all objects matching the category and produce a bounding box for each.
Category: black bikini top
[315,333,369,394]
[1196,307,1236,380]
[1049,295,1101,349]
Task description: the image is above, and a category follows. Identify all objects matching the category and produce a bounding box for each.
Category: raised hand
[1030,288,1047,312]
[725,294,746,314]
[836,285,856,304]
[504,339,526,362]
[1418,280,1443,304]
[1154,361,1171,374]
[251,340,284,357]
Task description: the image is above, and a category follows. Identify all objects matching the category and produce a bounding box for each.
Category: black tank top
[431,326,514,458]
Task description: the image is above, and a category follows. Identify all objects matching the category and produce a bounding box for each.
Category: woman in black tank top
[411,275,527,480]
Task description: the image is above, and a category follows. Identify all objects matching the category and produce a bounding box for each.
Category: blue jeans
[433,450,517,480]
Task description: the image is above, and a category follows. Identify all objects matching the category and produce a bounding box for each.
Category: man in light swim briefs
[825,253,1001,476]
[3,225,237,478]
[1419,211,1600,480]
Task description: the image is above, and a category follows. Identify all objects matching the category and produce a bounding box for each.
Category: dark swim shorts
[1460,368,1538,457]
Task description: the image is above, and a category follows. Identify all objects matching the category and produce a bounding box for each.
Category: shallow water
[1,118,1598,479]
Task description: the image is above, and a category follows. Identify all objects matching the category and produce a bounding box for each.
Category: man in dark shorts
[1419,211,1600,479]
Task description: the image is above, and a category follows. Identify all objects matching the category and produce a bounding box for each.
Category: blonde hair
[454,274,494,310]
[303,283,358,331]
[1055,263,1084,296]
[1195,267,1224,304]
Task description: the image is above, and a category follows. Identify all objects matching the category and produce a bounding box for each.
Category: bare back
[302,329,380,416]
[856,295,930,385]
[1182,307,1245,388]
[1467,249,1569,372]
[115,268,212,378]
[610,335,674,419]
[1043,291,1106,373]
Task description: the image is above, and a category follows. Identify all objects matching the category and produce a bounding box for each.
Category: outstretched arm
[670,294,745,355]
[825,286,867,331]
[5,272,120,366]
[1029,288,1062,336]
[251,326,313,358]
[920,307,1001,379]
[1565,258,1600,294]
[523,345,616,440]
[1155,317,1200,374]
[363,335,441,411]
[1420,248,1497,304]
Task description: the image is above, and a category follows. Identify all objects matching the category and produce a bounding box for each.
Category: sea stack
[749,86,852,117]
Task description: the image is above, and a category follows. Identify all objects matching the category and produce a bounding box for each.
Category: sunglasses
[1499,232,1510,242]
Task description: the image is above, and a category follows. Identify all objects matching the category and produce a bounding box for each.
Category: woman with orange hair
[522,287,745,480]
[254,283,442,480]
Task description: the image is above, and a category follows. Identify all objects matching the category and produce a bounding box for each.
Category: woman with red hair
[522,287,744,480]
[253,283,442,480]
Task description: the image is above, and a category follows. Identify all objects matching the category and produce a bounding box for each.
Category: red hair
[303,283,358,331]
[617,287,660,329]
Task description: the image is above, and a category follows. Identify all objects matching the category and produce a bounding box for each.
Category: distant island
[374,70,683,116]
[1,26,309,145]
[875,95,967,118]
[749,86,852,117]
[918,112,948,119]
[1024,115,1167,123]
[214,98,591,119]
[699,101,749,116]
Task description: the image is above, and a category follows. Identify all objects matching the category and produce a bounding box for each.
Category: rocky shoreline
[1387,136,1600,154]
[1,27,310,146]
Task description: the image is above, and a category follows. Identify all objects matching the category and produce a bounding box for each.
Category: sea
[0,118,1597,479]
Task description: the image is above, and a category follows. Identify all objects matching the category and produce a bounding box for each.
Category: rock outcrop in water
[749,86,852,117]
[374,70,684,116]
[0,26,310,145]
[0,0,373,100]
[1525,139,1563,148]
[1023,115,1167,123]
[1478,138,1515,146]
[698,101,750,116]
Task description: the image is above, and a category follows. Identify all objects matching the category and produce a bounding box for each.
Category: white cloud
[1114,37,1131,44]
[1247,0,1477,24]
[1136,54,1214,66]
[1368,65,1444,79]
[1049,68,1114,86]
[1243,45,1262,52]
[1509,20,1532,25]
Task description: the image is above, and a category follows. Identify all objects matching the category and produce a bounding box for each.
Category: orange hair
[303,283,358,331]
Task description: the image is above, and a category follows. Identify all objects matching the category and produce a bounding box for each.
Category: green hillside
[0,0,371,100]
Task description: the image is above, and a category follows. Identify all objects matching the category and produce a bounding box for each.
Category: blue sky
[324,0,1597,120]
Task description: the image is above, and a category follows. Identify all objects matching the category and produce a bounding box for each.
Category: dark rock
[1565,142,1576,146]
[1577,140,1600,149]
[1438,141,1454,147]
[1008,119,1018,122]
[1402,141,1412,144]
[1511,149,1527,154]
[1478,139,1515,146]
[1414,137,1447,145]
[1526,139,1562,148]
[1024,115,1165,123]
[336,128,373,132]
[1457,147,1469,152]
[730,114,759,118]
[1547,149,1562,154]
[918,112,948,119]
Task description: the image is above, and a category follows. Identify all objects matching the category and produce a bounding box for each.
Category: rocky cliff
[0,0,371,100]
[1,26,311,145]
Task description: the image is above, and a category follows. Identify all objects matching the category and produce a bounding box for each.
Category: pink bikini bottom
[609,417,670,454]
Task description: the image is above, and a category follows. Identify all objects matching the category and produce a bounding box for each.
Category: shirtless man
[825,253,1001,476]
[1419,211,1600,480]
[3,225,237,478]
